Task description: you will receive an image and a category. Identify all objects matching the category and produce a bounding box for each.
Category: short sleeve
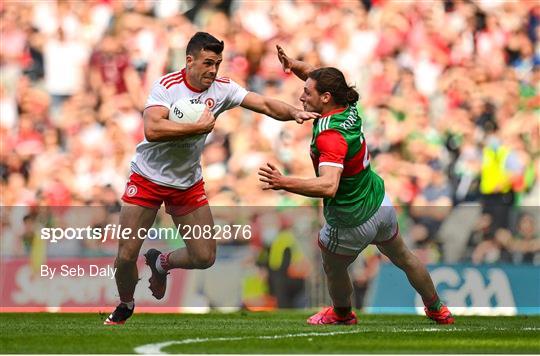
[315,130,348,169]
[223,79,248,110]
[144,80,172,110]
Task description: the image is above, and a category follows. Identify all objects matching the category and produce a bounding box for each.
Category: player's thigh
[321,247,357,274]
[171,204,216,255]
[117,203,159,260]
[375,233,411,266]
[164,179,208,217]
[370,196,399,244]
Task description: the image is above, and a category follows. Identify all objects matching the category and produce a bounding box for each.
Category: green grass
[0,311,539,354]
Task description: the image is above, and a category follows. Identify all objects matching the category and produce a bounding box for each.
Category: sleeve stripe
[319,162,344,169]
[160,71,182,85]
[318,117,331,132]
[164,78,184,89]
[144,104,170,110]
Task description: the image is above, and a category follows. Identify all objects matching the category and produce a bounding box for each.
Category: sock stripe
[159,252,172,271]
[422,294,439,306]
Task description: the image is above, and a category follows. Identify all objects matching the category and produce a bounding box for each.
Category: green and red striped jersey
[310,105,385,228]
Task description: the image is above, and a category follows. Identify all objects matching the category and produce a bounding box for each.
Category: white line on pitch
[134,328,438,354]
[134,326,540,354]
[134,330,362,354]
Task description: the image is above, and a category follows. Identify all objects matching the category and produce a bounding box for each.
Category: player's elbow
[144,129,157,142]
[322,183,339,198]
[144,125,160,142]
[323,189,337,199]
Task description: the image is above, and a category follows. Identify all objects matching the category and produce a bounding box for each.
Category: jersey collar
[181,68,205,93]
[321,106,348,117]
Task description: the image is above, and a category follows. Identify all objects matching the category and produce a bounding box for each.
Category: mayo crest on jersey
[131,68,248,188]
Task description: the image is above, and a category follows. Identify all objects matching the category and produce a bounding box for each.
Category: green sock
[423,294,443,311]
[333,306,352,318]
[427,298,443,312]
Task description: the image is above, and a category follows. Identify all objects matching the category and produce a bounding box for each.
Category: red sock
[156,252,172,273]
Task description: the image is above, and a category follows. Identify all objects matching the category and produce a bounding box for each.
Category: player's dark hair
[186,32,224,57]
[308,67,359,106]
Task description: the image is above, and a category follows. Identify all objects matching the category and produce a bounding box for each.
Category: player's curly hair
[308,67,359,106]
[187,32,224,56]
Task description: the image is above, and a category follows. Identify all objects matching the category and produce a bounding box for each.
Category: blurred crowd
[1,0,539,291]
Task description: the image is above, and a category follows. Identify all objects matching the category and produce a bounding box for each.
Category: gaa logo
[126,185,138,197]
[205,98,215,109]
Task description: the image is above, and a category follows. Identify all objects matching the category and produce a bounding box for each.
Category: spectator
[410,162,453,240]
[89,34,142,108]
[261,213,308,308]
[511,213,540,264]
[496,213,540,264]
[471,230,513,265]
[479,128,524,231]
[44,26,89,121]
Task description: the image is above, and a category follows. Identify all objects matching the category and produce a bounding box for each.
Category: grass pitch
[0,311,539,354]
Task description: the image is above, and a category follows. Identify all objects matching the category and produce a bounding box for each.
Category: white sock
[122,300,134,310]
[155,254,167,274]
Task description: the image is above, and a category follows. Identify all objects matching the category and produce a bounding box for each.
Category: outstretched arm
[240,92,319,124]
[276,45,316,81]
[258,163,341,198]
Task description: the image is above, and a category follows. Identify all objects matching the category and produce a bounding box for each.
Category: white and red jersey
[130,68,248,189]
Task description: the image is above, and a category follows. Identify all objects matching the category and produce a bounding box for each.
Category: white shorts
[318,195,399,256]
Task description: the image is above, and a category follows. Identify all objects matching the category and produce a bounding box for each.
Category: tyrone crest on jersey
[205,98,215,109]
[192,96,215,109]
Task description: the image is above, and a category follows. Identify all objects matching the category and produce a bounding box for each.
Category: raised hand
[276,45,293,74]
[258,163,284,190]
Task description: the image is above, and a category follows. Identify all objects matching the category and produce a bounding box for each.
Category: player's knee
[191,250,216,269]
[116,248,139,266]
[322,259,345,277]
